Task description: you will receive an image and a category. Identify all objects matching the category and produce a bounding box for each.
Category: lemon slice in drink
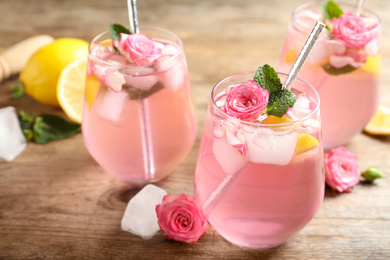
[361,54,381,76]
[364,105,390,135]
[262,115,293,124]
[294,133,319,154]
[57,58,87,124]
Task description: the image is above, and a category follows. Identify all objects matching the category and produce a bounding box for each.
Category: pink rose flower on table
[113,33,162,65]
[156,193,209,243]
[223,80,269,121]
[332,12,372,49]
[324,146,360,193]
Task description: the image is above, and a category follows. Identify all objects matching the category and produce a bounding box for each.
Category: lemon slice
[262,115,293,124]
[364,105,390,135]
[57,58,87,124]
[294,133,319,154]
[361,54,381,76]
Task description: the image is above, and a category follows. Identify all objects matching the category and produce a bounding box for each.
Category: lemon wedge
[57,58,87,124]
[294,133,319,154]
[364,105,390,135]
[361,54,381,76]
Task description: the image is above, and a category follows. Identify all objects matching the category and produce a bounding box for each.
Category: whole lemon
[20,38,89,107]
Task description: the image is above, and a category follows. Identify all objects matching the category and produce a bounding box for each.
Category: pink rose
[324,146,360,193]
[156,193,209,243]
[223,80,269,121]
[332,12,372,49]
[113,33,161,65]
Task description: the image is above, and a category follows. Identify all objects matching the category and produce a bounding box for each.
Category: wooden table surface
[1,0,389,259]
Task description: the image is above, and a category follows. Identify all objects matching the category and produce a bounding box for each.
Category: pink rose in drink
[332,12,372,49]
[113,33,161,65]
[324,146,360,193]
[223,80,269,121]
[156,193,208,243]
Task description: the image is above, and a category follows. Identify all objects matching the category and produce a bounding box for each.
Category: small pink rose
[223,80,269,121]
[332,12,372,49]
[156,193,208,243]
[113,33,161,65]
[324,146,360,193]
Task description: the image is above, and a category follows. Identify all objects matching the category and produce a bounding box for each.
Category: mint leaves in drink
[110,23,132,40]
[18,111,81,144]
[253,64,297,118]
[321,0,343,21]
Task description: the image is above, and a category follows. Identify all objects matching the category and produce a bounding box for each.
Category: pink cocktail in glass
[279,2,381,149]
[194,71,324,248]
[82,27,197,183]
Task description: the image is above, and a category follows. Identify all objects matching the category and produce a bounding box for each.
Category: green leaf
[267,89,297,118]
[253,64,282,94]
[321,63,357,75]
[321,0,343,21]
[127,81,164,100]
[253,64,296,118]
[11,81,25,99]
[18,111,35,141]
[17,111,81,144]
[32,114,81,144]
[109,23,131,41]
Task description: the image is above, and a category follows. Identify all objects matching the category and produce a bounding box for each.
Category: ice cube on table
[0,106,26,161]
[245,128,299,165]
[98,90,128,122]
[121,184,167,239]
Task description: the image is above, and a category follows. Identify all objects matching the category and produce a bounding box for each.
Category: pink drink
[278,2,381,149]
[82,27,197,183]
[194,72,324,248]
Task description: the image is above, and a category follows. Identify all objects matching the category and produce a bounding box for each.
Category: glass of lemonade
[82,27,197,183]
[279,1,381,149]
[194,71,324,249]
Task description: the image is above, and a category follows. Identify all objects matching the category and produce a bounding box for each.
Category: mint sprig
[109,23,132,40]
[253,64,297,118]
[321,63,357,75]
[321,0,344,21]
[18,111,81,144]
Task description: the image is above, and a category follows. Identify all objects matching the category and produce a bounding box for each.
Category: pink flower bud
[332,12,372,49]
[223,80,269,121]
[113,33,162,65]
[324,146,360,193]
[156,194,208,243]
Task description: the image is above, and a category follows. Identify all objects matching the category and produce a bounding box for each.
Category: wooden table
[1,0,389,259]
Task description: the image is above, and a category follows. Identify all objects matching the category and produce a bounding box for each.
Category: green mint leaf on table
[321,0,343,21]
[321,63,357,75]
[11,81,25,99]
[253,64,296,118]
[18,111,81,144]
[110,23,132,40]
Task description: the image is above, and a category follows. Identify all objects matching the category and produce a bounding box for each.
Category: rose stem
[282,21,325,90]
[128,0,156,180]
[201,22,326,217]
[355,0,366,16]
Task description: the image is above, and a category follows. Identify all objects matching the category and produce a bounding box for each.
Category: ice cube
[0,106,26,161]
[213,136,246,176]
[124,67,159,91]
[156,53,186,92]
[245,128,299,165]
[121,184,167,239]
[297,10,323,28]
[98,90,128,122]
